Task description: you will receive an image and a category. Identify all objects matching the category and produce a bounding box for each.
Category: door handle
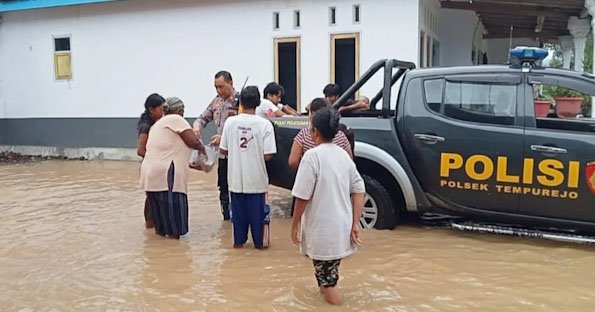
[414,133,445,144]
[531,145,567,154]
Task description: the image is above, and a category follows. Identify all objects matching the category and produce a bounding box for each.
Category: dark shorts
[313,259,341,288]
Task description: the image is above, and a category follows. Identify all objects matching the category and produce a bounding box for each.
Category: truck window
[442,81,516,126]
[531,82,594,133]
[423,79,443,113]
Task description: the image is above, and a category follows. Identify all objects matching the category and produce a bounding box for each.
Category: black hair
[263,82,284,99]
[137,93,165,128]
[240,86,261,109]
[311,107,340,141]
[323,83,341,97]
[309,97,330,113]
[215,70,233,82]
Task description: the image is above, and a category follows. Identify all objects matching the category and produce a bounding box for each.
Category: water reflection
[1,160,595,311]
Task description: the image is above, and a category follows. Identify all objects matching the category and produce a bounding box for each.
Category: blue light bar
[510,46,549,62]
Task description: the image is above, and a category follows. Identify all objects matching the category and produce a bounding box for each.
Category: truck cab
[267,48,595,234]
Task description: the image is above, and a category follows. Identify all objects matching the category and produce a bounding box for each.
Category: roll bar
[332,59,416,118]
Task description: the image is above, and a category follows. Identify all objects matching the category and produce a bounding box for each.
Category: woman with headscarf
[139,97,206,239]
[137,93,166,229]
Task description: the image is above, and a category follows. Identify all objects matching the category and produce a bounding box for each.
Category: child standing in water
[220,86,277,249]
[291,107,366,305]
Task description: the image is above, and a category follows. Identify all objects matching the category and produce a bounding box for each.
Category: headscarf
[165,97,184,114]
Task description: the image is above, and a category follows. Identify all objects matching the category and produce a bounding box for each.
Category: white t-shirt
[292,143,365,261]
[255,99,280,119]
[220,113,277,193]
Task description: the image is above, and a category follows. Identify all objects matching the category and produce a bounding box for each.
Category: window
[329,7,336,26]
[443,81,516,125]
[531,79,594,133]
[294,10,300,28]
[273,12,280,30]
[353,5,360,23]
[424,79,443,113]
[54,37,72,80]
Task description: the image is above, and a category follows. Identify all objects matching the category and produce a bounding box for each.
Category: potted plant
[544,85,584,118]
[534,97,551,117]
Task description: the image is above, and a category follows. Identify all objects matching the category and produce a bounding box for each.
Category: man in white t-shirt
[220,86,277,249]
[255,82,287,119]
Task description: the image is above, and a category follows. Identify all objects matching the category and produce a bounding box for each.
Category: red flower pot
[555,97,582,118]
[534,100,551,117]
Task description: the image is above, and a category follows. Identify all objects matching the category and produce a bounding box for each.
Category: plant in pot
[544,85,585,118]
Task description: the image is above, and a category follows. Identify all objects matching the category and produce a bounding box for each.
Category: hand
[189,163,203,171]
[197,143,207,155]
[210,134,221,146]
[291,224,301,245]
[350,224,362,246]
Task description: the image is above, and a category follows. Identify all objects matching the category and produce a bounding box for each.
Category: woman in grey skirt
[139,97,205,239]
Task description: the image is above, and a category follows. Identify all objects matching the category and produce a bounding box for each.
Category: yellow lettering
[448,181,456,188]
[542,189,550,197]
[440,153,463,178]
[551,189,559,198]
[504,185,512,193]
[496,185,503,192]
[440,180,447,187]
[560,191,568,198]
[568,161,580,188]
[537,159,564,187]
[497,157,520,183]
[465,155,493,181]
[569,192,579,199]
[480,184,489,191]
[512,186,522,194]
[522,158,534,184]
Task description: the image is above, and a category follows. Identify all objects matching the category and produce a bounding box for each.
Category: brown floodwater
[1,160,595,311]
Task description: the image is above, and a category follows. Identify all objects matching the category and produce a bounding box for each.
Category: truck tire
[361,175,398,230]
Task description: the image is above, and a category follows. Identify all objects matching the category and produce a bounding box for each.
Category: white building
[0,0,593,159]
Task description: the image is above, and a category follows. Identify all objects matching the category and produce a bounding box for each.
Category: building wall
[0,0,420,153]
[438,8,485,67]
[0,0,419,119]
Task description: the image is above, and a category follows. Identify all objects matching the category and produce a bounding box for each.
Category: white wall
[0,0,419,118]
[487,38,539,64]
[439,8,483,66]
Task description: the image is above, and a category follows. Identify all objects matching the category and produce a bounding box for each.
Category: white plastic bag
[190,144,218,173]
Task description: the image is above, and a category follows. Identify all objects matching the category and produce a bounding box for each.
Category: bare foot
[233,244,244,249]
[323,287,342,305]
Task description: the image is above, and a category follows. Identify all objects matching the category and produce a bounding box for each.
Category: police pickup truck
[267,47,595,239]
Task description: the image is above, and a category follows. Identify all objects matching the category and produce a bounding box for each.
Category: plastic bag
[190,144,218,173]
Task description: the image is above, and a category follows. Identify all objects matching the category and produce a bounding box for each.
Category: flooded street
[1,160,595,311]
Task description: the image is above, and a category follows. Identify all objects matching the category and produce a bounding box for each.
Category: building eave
[0,0,122,13]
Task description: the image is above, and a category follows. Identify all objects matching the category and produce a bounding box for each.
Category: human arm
[291,197,308,244]
[350,166,366,245]
[192,99,216,136]
[263,122,277,161]
[180,129,206,154]
[288,140,303,169]
[290,153,317,245]
[219,121,230,156]
[137,133,148,157]
[279,104,300,116]
[338,99,370,113]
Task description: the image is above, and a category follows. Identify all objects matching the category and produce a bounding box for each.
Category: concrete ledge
[0,145,140,161]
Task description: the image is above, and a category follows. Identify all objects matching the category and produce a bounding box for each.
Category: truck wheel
[361,175,398,230]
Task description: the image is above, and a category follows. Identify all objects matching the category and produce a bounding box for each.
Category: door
[274,37,301,111]
[402,74,524,213]
[331,33,359,98]
[520,74,595,222]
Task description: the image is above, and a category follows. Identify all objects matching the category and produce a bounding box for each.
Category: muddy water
[1,160,595,311]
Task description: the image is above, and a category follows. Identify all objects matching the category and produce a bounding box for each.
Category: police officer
[193,71,238,220]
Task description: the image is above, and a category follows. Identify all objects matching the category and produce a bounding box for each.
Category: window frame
[52,35,72,81]
[421,74,523,128]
